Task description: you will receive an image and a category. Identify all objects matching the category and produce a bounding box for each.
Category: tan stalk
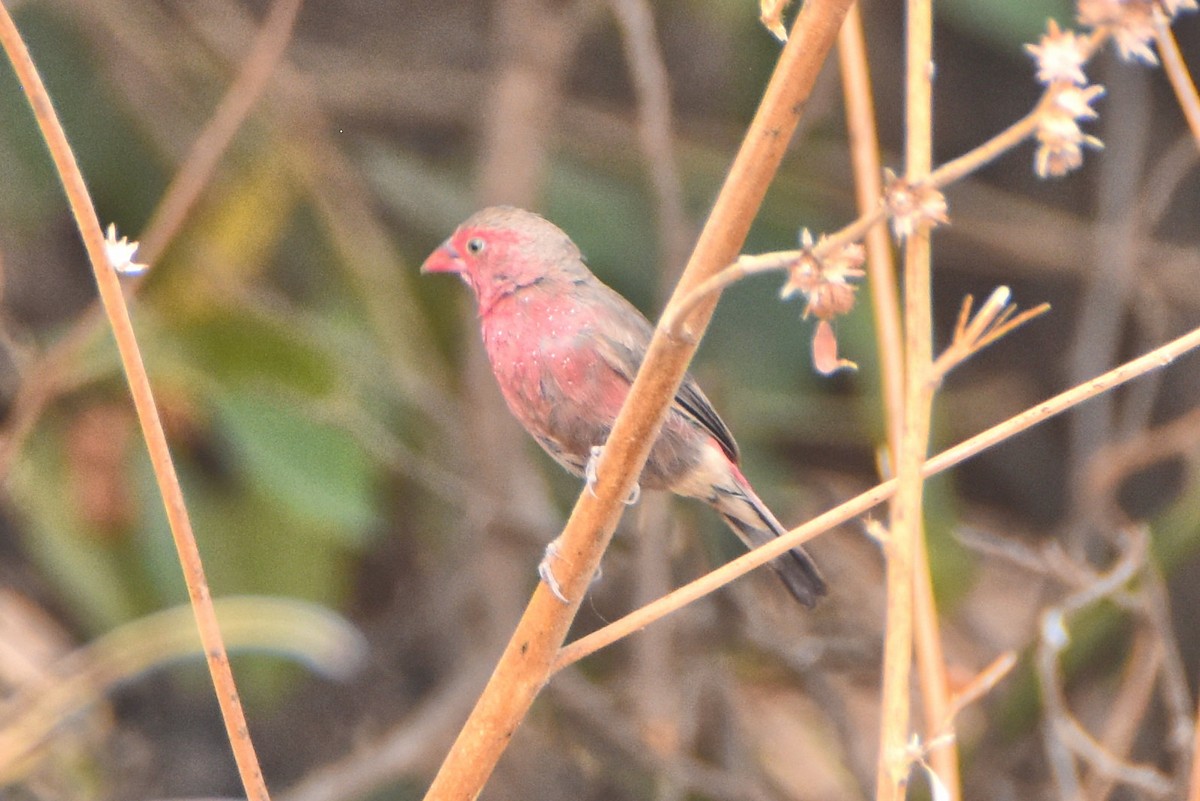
[0,6,270,800]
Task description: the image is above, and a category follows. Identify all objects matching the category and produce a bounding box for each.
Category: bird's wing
[588,283,741,465]
[673,374,740,464]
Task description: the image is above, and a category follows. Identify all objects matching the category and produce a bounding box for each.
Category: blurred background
[0,0,1198,798]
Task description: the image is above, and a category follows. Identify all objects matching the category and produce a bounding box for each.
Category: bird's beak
[420,242,463,275]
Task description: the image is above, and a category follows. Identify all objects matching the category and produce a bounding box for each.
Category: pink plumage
[422,206,826,606]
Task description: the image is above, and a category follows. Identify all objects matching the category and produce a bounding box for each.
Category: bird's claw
[585,446,602,496]
[585,445,641,505]
[539,539,570,603]
[538,539,605,603]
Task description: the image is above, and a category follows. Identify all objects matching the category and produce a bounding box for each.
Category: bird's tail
[714,473,827,608]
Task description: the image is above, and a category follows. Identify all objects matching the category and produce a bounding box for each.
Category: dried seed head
[1026,19,1090,85]
[779,230,865,321]
[884,170,950,241]
[1034,82,1106,178]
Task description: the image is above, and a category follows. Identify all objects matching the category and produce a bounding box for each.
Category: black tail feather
[720,513,828,608]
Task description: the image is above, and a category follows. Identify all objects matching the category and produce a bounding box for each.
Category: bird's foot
[538,538,604,604]
[585,445,641,505]
[539,538,570,603]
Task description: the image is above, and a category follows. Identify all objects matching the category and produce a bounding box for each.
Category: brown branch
[419,2,856,798]
[279,658,497,801]
[1082,404,1200,525]
[942,652,1018,731]
[925,105,1045,188]
[0,597,360,783]
[140,0,304,263]
[1140,559,1195,776]
[0,7,270,800]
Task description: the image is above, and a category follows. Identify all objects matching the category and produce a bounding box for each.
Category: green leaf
[213,391,377,537]
[9,416,151,631]
[176,308,337,398]
[938,0,1074,51]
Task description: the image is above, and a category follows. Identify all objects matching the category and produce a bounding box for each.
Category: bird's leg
[538,538,570,603]
[585,445,641,505]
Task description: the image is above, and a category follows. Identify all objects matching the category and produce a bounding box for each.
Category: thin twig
[837,2,903,459]
[1037,528,1173,799]
[1082,405,1200,526]
[1191,689,1200,801]
[169,0,459,424]
[931,288,1051,381]
[1153,13,1200,147]
[141,0,304,263]
[925,105,1045,188]
[420,2,855,798]
[941,652,1018,731]
[0,8,270,800]
[662,207,887,336]
[1079,629,1163,801]
[279,657,499,801]
[1140,559,1195,772]
[553,323,1200,669]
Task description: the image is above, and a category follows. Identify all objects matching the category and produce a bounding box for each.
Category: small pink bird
[422,206,826,606]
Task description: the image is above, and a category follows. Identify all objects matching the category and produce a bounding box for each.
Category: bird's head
[421,206,584,311]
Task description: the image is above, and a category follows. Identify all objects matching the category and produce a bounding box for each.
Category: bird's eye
[466,237,486,255]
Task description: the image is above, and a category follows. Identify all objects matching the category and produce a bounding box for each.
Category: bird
[421,206,826,606]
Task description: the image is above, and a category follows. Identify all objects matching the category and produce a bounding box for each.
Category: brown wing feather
[672,377,739,464]
[587,281,741,465]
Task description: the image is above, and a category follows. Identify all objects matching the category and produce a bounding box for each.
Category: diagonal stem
[0,6,270,799]
[1153,14,1200,146]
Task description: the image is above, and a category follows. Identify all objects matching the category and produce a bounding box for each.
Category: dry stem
[0,7,269,800]
[0,597,359,782]
[932,290,1051,381]
[837,3,903,459]
[875,1,935,797]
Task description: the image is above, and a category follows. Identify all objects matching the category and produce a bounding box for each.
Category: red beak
[420,242,463,274]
